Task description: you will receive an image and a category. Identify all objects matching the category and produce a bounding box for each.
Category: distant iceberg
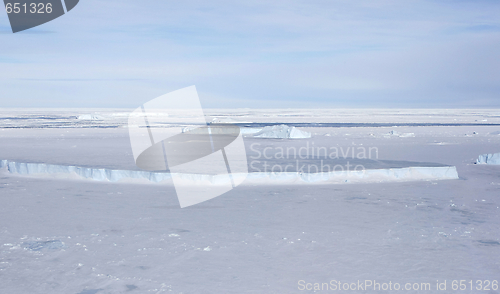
[77,113,104,120]
[22,240,65,251]
[254,125,311,139]
[476,153,500,165]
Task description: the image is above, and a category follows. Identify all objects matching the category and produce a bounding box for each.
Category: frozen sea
[0,109,499,293]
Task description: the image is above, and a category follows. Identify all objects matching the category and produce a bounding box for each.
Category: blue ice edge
[0,159,171,182]
[0,159,459,185]
[476,152,500,165]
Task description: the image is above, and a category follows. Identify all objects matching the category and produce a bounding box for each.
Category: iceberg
[1,160,171,183]
[0,159,458,185]
[77,113,104,120]
[476,153,500,165]
[254,125,311,139]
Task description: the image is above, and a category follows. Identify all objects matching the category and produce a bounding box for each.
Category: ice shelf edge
[0,160,458,185]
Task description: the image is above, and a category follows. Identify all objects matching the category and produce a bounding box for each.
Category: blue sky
[0,0,499,108]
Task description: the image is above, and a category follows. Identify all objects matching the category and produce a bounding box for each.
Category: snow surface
[0,109,499,294]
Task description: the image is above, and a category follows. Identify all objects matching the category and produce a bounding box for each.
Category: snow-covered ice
[0,109,499,293]
[384,130,415,138]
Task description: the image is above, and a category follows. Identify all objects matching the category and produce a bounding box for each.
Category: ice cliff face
[0,159,458,185]
[476,153,500,165]
[0,160,171,183]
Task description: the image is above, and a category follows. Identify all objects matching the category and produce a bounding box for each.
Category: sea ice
[1,109,500,293]
[22,240,65,251]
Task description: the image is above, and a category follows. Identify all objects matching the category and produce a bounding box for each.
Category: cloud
[0,0,499,107]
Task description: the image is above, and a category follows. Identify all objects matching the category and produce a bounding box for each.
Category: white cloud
[0,0,499,107]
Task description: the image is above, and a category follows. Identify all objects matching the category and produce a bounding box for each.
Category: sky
[0,0,499,108]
